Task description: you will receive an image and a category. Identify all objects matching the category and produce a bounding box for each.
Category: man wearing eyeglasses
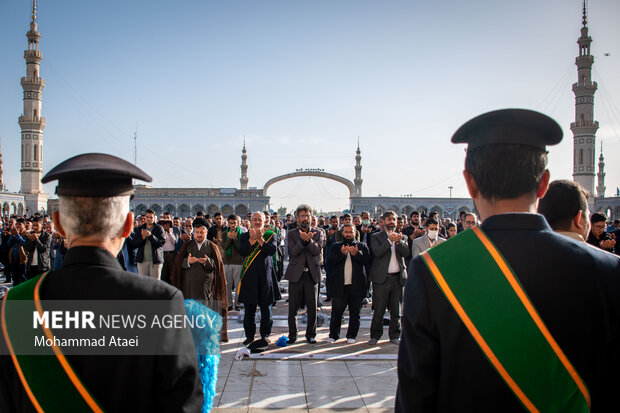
[587,212,616,253]
[463,212,478,229]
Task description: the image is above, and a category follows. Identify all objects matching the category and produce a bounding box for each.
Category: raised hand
[187,253,198,265]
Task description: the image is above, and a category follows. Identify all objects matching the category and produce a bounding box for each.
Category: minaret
[596,142,606,198]
[19,0,48,213]
[571,1,598,196]
[240,138,249,190]
[354,139,362,197]
[0,139,4,191]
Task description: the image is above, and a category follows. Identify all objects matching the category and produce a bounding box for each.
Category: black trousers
[1,262,11,283]
[288,271,318,339]
[161,251,176,284]
[329,286,363,340]
[244,302,273,340]
[370,275,403,340]
[10,262,26,286]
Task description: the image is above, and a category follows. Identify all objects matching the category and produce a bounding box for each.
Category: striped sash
[420,226,590,413]
[1,272,105,412]
[237,230,275,295]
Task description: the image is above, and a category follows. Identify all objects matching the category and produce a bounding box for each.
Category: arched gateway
[263,170,357,199]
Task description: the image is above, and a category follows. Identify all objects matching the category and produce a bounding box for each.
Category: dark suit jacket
[326,241,371,297]
[396,213,620,412]
[369,230,410,285]
[128,224,166,264]
[24,231,51,272]
[284,227,325,284]
[238,231,280,305]
[0,246,203,413]
[206,225,227,243]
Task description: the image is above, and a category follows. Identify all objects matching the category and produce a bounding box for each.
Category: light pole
[448,186,453,198]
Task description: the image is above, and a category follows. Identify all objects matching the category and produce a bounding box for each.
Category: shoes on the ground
[326,337,336,343]
[367,338,378,345]
[324,297,331,302]
[362,298,370,305]
[307,337,317,344]
[227,306,233,311]
[243,337,254,345]
[235,305,241,311]
[390,338,400,345]
[287,336,297,344]
[346,338,356,344]
[383,318,390,326]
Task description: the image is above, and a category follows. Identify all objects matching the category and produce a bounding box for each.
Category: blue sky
[1,0,619,212]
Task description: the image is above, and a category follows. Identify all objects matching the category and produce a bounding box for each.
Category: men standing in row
[326,224,370,344]
[238,212,280,345]
[285,204,324,344]
[129,209,165,279]
[222,214,243,311]
[368,211,410,345]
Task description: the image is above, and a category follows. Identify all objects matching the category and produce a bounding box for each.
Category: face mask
[428,230,439,240]
[362,220,370,226]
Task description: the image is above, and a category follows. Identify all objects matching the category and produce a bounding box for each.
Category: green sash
[420,226,590,413]
[237,230,275,295]
[1,272,105,412]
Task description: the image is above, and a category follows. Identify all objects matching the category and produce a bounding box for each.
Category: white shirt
[163,231,177,252]
[387,232,400,273]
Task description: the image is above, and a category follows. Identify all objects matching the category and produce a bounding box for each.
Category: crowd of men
[1,110,619,412]
[3,196,617,347]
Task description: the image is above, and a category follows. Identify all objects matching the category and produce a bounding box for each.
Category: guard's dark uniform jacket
[396,213,620,412]
[0,246,203,413]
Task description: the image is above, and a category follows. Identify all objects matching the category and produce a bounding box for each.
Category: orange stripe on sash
[471,226,591,408]
[33,274,104,413]
[420,250,539,413]
[1,294,45,413]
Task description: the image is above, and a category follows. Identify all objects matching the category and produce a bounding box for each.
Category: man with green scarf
[222,214,243,311]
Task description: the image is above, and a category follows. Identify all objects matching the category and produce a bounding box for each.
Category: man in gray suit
[284,204,325,344]
[411,217,446,258]
[368,210,410,345]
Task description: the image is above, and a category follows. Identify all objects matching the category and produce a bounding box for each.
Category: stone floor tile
[217,390,250,408]
[249,390,308,408]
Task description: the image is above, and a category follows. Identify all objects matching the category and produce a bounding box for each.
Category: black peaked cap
[451,109,563,149]
[41,153,152,197]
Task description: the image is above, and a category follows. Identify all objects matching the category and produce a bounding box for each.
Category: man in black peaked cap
[396,109,620,412]
[0,153,202,412]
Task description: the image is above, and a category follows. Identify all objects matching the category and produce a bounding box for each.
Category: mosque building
[3,1,620,220]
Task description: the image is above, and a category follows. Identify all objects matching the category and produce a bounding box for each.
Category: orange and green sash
[1,272,105,413]
[237,230,275,295]
[420,226,590,413]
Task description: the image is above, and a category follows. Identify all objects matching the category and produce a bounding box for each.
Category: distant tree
[277,206,287,216]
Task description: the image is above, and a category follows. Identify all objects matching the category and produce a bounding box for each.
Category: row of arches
[599,206,620,221]
[133,203,249,218]
[371,205,472,218]
[2,202,25,217]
